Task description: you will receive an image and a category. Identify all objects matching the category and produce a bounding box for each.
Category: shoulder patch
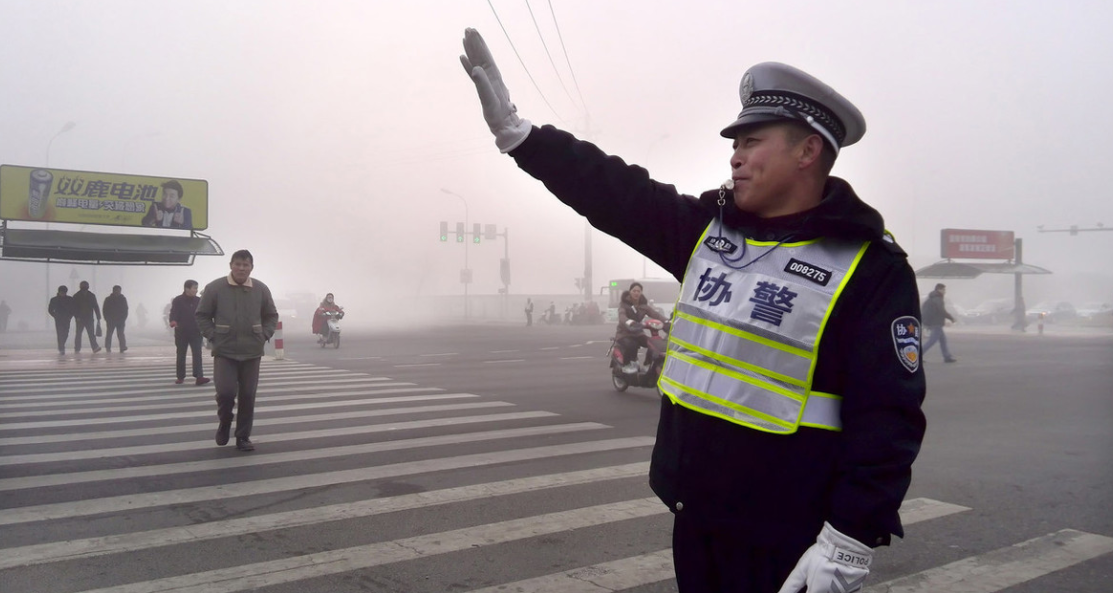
[878,230,908,256]
[891,316,921,373]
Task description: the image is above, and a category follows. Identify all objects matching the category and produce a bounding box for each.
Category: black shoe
[236,437,255,452]
[93,347,102,353]
[945,357,958,363]
[121,347,128,352]
[215,423,231,446]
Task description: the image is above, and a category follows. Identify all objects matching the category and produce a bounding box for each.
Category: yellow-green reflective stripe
[808,241,869,385]
[659,376,795,430]
[668,334,805,388]
[674,310,812,359]
[799,390,842,431]
[668,350,804,402]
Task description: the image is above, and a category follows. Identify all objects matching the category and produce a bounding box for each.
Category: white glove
[778,522,872,593]
[460,28,532,153]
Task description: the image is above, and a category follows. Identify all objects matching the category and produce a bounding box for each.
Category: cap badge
[739,72,754,104]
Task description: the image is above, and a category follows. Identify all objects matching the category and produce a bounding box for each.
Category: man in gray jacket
[196,249,279,451]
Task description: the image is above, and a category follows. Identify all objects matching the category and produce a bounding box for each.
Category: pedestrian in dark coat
[102,285,128,352]
[921,283,957,362]
[47,286,75,354]
[170,280,210,385]
[72,280,101,353]
[196,250,279,452]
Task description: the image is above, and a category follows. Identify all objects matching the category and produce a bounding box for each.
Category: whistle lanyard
[715,185,790,271]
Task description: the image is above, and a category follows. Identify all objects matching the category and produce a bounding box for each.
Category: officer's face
[729,124,805,218]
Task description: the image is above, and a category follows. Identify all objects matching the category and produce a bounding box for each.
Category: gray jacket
[196,275,279,361]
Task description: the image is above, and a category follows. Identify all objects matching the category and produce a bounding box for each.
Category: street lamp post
[43,121,77,328]
[440,188,471,319]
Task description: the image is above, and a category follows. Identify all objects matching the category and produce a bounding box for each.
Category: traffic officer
[458,29,927,592]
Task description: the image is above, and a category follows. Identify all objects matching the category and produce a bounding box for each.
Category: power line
[485,0,567,124]
[547,0,590,122]
[524,0,579,110]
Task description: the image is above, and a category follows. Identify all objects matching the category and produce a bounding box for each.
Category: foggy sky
[2,0,1112,325]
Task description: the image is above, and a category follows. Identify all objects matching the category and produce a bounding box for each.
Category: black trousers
[54,319,71,353]
[213,356,261,440]
[175,332,204,379]
[74,316,99,351]
[105,320,126,351]
[672,511,808,593]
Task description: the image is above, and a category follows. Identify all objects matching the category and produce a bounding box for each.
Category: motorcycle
[608,318,670,392]
[318,309,344,348]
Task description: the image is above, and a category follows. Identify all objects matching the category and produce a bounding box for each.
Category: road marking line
[1,463,649,569]
[463,496,976,593]
[0,437,655,526]
[864,529,1113,592]
[0,411,558,465]
[5,382,422,412]
[561,356,596,360]
[0,368,354,390]
[0,393,472,430]
[490,349,519,353]
[541,346,560,350]
[419,352,458,357]
[393,363,441,368]
[75,498,668,593]
[484,359,526,364]
[0,423,610,492]
[0,401,515,446]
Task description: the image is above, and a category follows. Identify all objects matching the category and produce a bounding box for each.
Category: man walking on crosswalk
[196,249,279,452]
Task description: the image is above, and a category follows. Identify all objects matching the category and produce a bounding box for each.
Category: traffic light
[439,221,448,242]
[473,223,481,243]
[455,222,465,242]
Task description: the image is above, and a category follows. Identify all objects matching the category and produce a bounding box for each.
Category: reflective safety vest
[659,222,869,434]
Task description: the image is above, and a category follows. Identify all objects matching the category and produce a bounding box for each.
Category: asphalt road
[0,322,1110,592]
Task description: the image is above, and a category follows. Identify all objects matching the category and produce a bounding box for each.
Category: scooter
[319,309,344,348]
[608,318,670,392]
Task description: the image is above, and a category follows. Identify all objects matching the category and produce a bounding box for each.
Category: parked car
[1076,302,1112,321]
[962,298,1014,325]
[1026,301,1077,323]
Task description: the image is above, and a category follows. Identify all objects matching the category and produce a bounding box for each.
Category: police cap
[720,62,866,155]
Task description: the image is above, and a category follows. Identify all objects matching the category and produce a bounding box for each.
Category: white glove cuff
[495,118,531,153]
[821,522,873,569]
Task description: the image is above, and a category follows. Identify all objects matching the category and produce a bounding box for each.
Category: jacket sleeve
[511,125,712,280]
[260,287,279,340]
[823,246,927,546]
[195,286,216,340]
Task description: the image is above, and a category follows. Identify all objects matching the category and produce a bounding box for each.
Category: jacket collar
[226,274,254,288]
[698,176,885,243]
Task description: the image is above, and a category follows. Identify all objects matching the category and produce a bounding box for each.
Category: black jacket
[48,295,75,323]
[169,293,202,338]
[921,290,953,327]
[72,289,101,321]
[512,125,926,547]
[103,293,128,323]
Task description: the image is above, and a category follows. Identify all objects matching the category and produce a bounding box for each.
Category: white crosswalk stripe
[1,358,1109,592]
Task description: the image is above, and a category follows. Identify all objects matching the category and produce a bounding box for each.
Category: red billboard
[941,229,1015,259]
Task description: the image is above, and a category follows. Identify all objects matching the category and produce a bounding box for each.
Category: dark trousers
[213,356,261,440]
[105,320,126,351]
[672,512,807,592]
[175,332,204,379]
[74,316,99,351]
[54,319,71,353]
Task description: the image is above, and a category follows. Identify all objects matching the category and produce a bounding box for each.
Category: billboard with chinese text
[0,165,208,230]
[940,228,1014,259]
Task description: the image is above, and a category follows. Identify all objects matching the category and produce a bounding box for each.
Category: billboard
[0,165,208,230]
[940,228,1014,259]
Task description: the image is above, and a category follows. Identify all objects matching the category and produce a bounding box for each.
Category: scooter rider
[312,293,343,343]
[615,282,668,374]
[460,28,926,593]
